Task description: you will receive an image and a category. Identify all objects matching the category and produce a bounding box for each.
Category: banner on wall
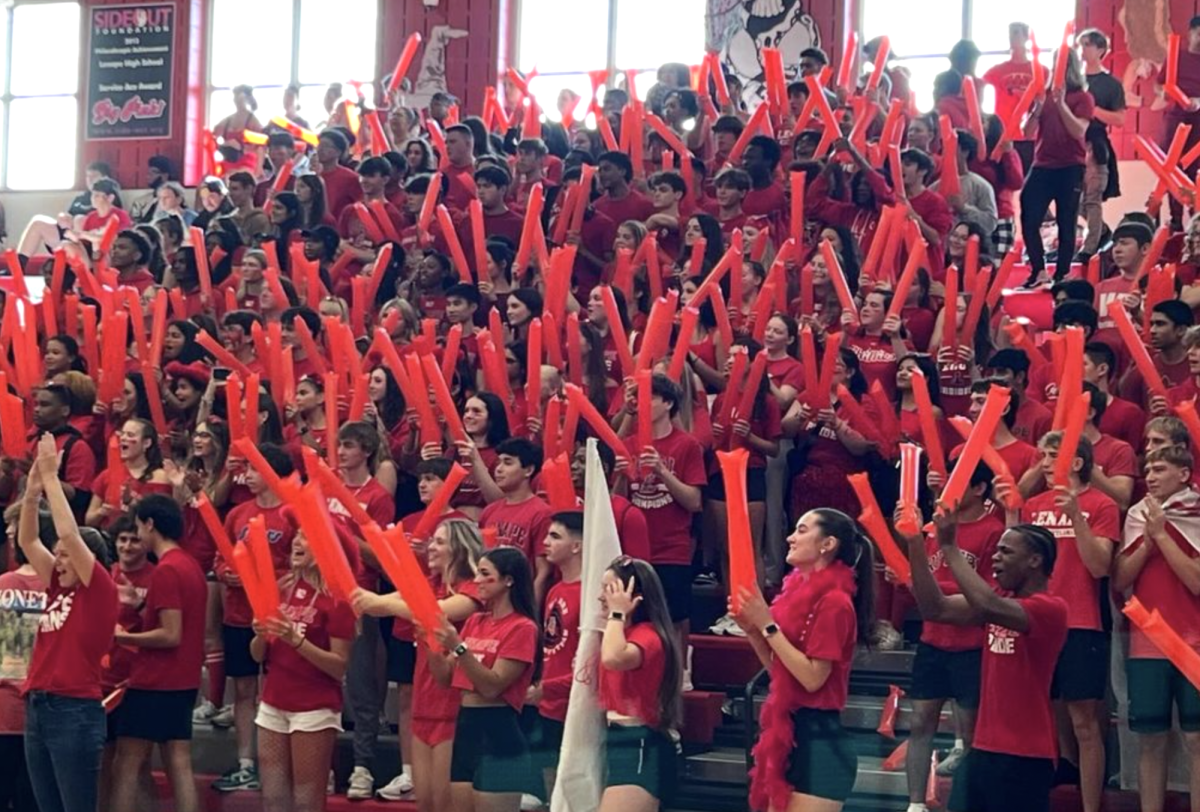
[85,3,175,140]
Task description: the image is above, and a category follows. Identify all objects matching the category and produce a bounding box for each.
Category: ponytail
[811,507,877,643]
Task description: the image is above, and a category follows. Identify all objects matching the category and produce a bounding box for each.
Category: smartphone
[213,367,231,382]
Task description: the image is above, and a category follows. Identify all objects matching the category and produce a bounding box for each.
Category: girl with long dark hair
[598,556,682,812]
[732,508,875,812]
[452,392,512,517]
[430,546,541,812]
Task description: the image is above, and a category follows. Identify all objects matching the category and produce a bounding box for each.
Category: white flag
[550,439,623,812]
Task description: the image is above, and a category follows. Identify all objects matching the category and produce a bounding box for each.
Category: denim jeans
[24,692,106,812]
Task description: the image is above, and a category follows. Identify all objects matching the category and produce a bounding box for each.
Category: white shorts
[255,701,343,735]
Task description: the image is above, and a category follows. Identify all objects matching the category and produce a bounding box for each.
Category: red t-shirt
[983,59,1034,126]
[218,501,296,628]
[326,477,395,589]
[708,392,783,469]
[783,589,857,711]
[625,427,707,565]
[995,438,1040,482]
[1091,434,1138,481]
[594,190,656,225]
[920,514,1003,651]
[744,183,787,220]
[412,578,481,720]
[0,570,46,733]
[1098,396,1147,453]
[479,495,554,565]
[611,494,651,561]
[1012,397,1053,446]
[104,563,156,689]
[907,190,954,281]
[538,579,581,722]
[318,165,365,218]
[845,333,904,400]
[128,547,207,691]
[1033,90,1094,169]
[767,354,805,397]
[23,560,116,701]
[82,208,133,233]
[442,163,478,214]
[974,592,1069,760]
[599,622,666,726]
[89,470,171,529]
[261,578,356,712]
[451,610,539,710]
[1022,487,1120,630]
[455,446,499,509]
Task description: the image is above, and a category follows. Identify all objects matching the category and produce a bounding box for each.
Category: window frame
[204,0,380,129]
[514,0,703,102]
[0,0,81,191]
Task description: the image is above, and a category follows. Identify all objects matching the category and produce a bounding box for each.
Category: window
[517,0,705,122]
[2,2,80,190]
[207,0,378,135]
[861,0,1073,113]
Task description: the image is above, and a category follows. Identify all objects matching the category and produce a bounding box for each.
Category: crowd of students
[3,12,1200,812]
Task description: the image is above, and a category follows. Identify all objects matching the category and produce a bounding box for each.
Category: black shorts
[221,624,261,678]
[379,617,416,684]
[450,706,535,793]
[523,707,564,772]
[114,689,198,743]
[948,749,1054,812]
[703,467,767,502]
[908,643,982,708]
[1127,658,1200,734]
[1051,629,1109,702]
[605,723,677,799]
[652,564,693,624]
[784,708,858,802]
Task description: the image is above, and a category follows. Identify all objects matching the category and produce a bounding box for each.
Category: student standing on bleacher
[733,509,875,812]
[903,504,1068,812]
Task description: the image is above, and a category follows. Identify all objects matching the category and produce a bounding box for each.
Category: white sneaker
[375,772,413,801]
[346,766,374,800]
[192,699,218,724]
[708,613,733,635]
[210,704,235,728]
[936,746,966,776]
[519,794,544,811]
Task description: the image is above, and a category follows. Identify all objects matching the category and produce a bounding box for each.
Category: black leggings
[1019,164,1085,280]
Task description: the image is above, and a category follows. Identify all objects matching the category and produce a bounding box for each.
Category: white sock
[239,758,254,771]
[954,737,965,750]
[907,804,929,812]
[402,764,413,778]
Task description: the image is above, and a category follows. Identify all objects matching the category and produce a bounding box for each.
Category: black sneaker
[1018,270,1046,290]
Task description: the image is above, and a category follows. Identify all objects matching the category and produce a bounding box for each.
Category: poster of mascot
[708,0,821,109]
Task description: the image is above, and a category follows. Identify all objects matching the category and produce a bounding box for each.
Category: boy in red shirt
[900,149,954,280]
[594,151,656,225]
[314,130,363,218]
[532,511,583,798]
[713,167,751,239]
[965,379,1040,482]
[620,373,706,653]
[209,444,296,793]
[1085,342,1147,452]
[1019,433,1120,812]
[1121,301,1193,408]
[1115,445,1200,812]
[473,165,524,247]
[1094,223,1149,334]
[983,350,1053,446]
[906,506,1068,812]
[441,125,478,214]
[112,494,207,812]
[479,437,555,603]
[329,422,397,801]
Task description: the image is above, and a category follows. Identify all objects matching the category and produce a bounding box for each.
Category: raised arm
[17,466,54,585]
[34,434,96,586]
[897,504,984,627]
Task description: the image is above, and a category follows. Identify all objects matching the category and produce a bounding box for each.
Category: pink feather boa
[748,561,858,812]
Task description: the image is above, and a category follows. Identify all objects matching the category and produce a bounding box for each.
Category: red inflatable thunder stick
[848,473,911,585]
[718,448,758,613]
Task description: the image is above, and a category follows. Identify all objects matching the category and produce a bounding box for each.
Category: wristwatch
[762,622,780,639]
[451,642,468,658]
[608,611,625,622]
